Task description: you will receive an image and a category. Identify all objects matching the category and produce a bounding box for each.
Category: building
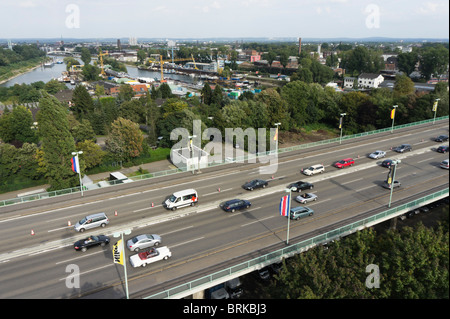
[357,73,384,89]
[344,77,356,89]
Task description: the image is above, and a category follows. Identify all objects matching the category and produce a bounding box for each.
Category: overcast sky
[1,0,448,40]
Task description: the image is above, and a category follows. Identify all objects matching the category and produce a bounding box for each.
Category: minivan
[302,164,325,176]
[164,189,198,211]
[74,212,109,232]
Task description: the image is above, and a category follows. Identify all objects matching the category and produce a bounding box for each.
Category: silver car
[295,193,318,204]
[369,150,386,159]
[127,234,162,252]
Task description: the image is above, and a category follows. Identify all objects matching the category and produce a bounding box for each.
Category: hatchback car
[440,159,449,169]
[435,135,449,142]
[302,164,325,176]
[74,235,110,252]
[382,180,401,189]
[381,159,394,168]
[127,234,162,252]
[242,179,268,191]
[289,206,314,220]
[287,181,314,192]
[334,158,355,169]
[221,199,251,213]
[393,144,412,153]
[437,145,449,153]
[369,150,386,159]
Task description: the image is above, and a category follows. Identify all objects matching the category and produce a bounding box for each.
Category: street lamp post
[388,160,401,208]
[188,135,196,174]
[339,113,346,144]
[390,105,398,134]
[71,151,83,197]
[433,98,440,124]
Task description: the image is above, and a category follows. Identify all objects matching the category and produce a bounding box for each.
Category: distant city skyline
[1,0,448,40]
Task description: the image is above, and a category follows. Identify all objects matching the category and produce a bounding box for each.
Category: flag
[273,127,278,141]
[71,155,80,173]
[279,195,290,217]
[113,239,124,265]
[432,101,438,112]
[390,108,395,119]
[339,117,343,129]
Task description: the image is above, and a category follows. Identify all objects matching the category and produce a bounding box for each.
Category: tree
[0,105,37,145]
[72,85,94,120]
[80,47,91,65]
[397,51,418,76]
[393,74,415,97]
[419,46,449,80]
[76,140,105,170]
[137,49,147,64]
[81,63,100,81]
[201,83,213,105]
[105,117,144,161]
[36,93,78,191]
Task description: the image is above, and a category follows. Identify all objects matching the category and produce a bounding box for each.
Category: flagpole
[72,151,84,197]
[390,105,398,134]
[286,189,291,245]
[122,232,129,299]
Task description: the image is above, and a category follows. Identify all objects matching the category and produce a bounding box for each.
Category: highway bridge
[0,118,448,298]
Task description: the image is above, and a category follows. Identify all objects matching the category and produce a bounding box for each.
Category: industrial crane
[98,49,109,76]
[148,54,197,82]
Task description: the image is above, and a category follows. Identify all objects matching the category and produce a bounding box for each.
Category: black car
[221,199,251,213]
[74,235,110,252]
[435,135,449,142]
[243,179,268,191]
[381,159,394,168]
[393,144,412,153]
[437,145,449,153]
[287,181,314,192]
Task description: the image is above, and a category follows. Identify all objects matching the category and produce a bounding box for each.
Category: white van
[164,189,198,211]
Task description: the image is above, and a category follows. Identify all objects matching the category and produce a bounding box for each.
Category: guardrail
[1,115,448,208]
[143,187,449,299]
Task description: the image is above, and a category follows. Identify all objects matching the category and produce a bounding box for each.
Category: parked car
[393,144,412,153]
[74,235,110,252]
[369,150,386,159]
[242,179,268,191]
[129,246,172,267]
[435,135,449,142]
[334,158,355,169]
[287,181,314,192]
[257,267,271,280]
[221,199,251,213]
[440,159,449,169]
[289,206,314,220]
[381,159,394,168]
[127,234,162,252]
[437,145,449,153]
[382,180,401,189]
[295,193,318,204]
[302,164,325,176]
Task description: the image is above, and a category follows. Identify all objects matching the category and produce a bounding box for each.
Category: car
[393,144,412,153]
[435,135,449,142]
[302,164,325,176]
[221,199,251,213]
[382,180,401,189]
[257,267,271,280]
[369,150,386,159]
[436,145,449,153]
[74,235,110,252]
[381,159,394,168]
[289,206,314,220]
[129,246,172,267]
[295,193,318,204]
[334,158,355,169]
[242,179,268,191]
[127,234,162,252]
[287,181,314,192]
[440,159,449,169]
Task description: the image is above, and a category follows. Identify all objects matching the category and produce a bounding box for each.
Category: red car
[334,158,355,168]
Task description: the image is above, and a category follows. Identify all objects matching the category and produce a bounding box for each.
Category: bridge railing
[143,187,449,299]
[1,116,448,208]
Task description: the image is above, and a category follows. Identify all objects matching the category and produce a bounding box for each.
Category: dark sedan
[74,235,110,252]
[221,199,251,213]
[243,179,268,191]
[437,145,449,153]
[287,181,314,192]
[435,135,449,142]
[381,159,394,168]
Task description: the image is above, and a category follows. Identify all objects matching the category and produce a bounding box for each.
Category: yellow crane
[98,49,109,76]
[148,54,197,82]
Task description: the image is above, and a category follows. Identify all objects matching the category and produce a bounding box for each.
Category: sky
[0,0,448,40]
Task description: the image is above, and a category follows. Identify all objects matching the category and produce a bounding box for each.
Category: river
[0,60,197,88]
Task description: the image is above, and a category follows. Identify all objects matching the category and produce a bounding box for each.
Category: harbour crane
[148,54,197,83]
[98,49,109,76]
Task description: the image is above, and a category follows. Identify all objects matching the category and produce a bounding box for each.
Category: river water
[0,60,197,88]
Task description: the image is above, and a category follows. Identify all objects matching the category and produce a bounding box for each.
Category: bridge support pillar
[192,290,205,299]
[390,216,397,230]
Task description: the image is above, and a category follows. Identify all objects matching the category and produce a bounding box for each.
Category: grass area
[0,175,47,195]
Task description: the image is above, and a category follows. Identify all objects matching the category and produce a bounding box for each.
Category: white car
[302,164,325,176]
[295,193,318,204]
[129,246,172,267]
[369,150,386,159]
[440,159,449,169]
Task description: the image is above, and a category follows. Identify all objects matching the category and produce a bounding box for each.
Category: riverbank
[0,58,47,85]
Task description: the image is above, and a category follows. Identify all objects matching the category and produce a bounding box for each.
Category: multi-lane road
[0,120,448,298]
